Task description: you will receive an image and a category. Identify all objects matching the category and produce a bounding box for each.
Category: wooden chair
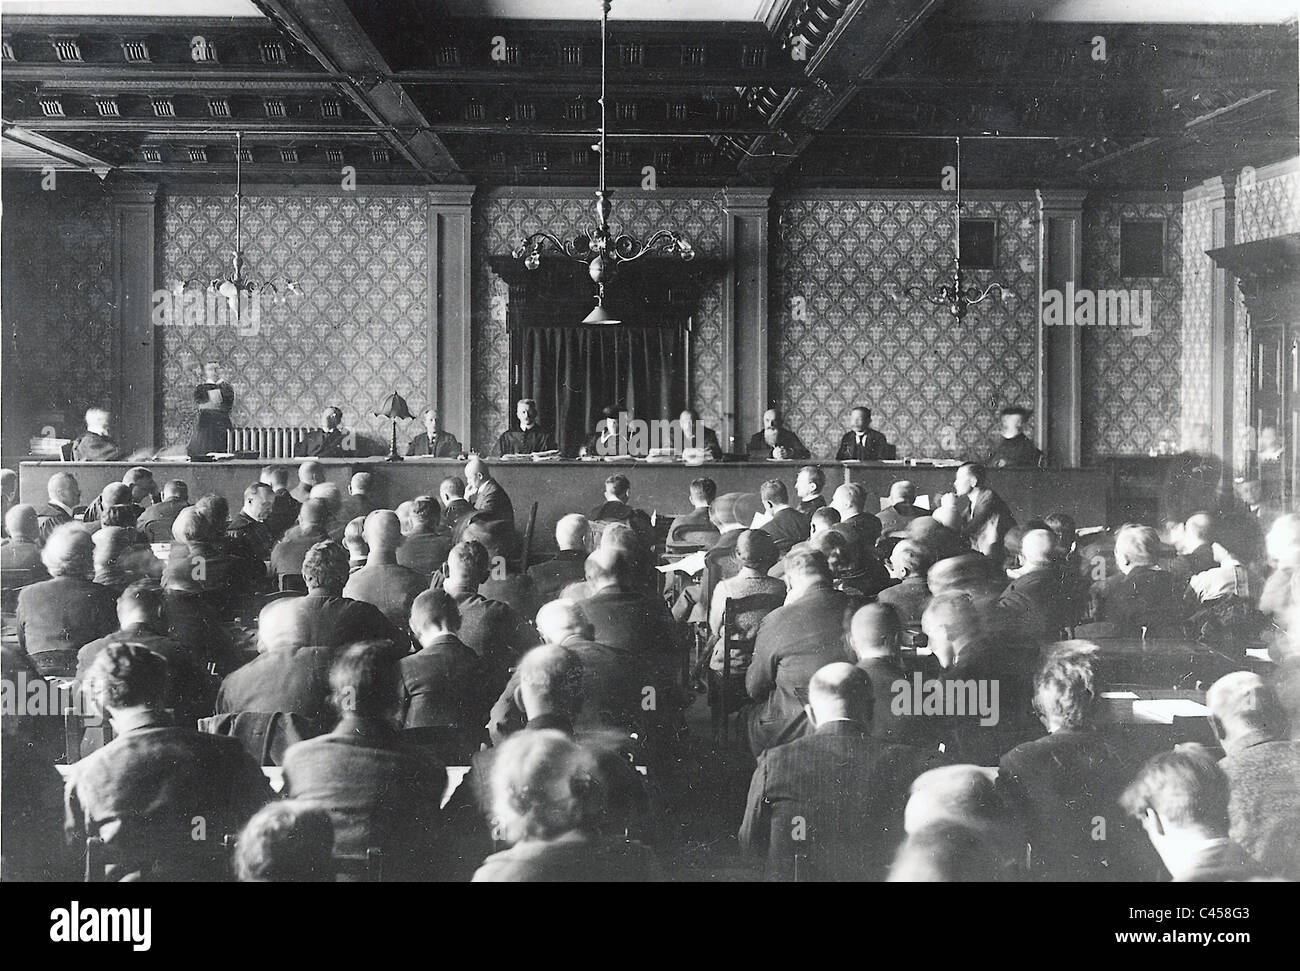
[517,501,539,573]
[1,567,37,614]
[712,592,785,739]
[63,705,112,764]
[278,573,307,593]
[334,847,384,882]
[666,521,719,553]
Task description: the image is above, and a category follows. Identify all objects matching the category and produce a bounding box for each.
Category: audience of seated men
[1119,746,1269,881]
[15,525,117,678]
[227,482,276,561]
[281,643,449,881]
[66,643,273,881]
[75,579,212,729]
[755,479,809,556]
[399,589,491,760]
[279,541,401,653]
[260,466,300,541]
[744,549,856,756]
[271,499,335,586]
[215,598,336,742]
[739,663,944,881]
[136,479,190,542]
[342,510,427,631]
[1086,524,1189,637]
[472,729,659,883]
[396,495,453,578]
[996,645,1155,881]
[527,514,592,605]
[2,504,46,574]
[1206,671,1300,878]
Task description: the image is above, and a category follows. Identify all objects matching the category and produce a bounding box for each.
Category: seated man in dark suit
[675,409,722,461]
[1168,511,1221,582]
[342,511,427,632]
[746,408,811,461]
[850,604,935,747]
[496,398,557,456]
[1119,746,1268,882]
[999,528,1084,637]
[954,462,1017,560]
[136,479,190,542]
[740,663,943,881]
[216,598,336,734]
[674,477,717,530]
[829,482,883,570]
[280,541,402,653]
[997,646,1155,881]
[440,540,537,689]
[755,479,810,555]
[877,480,927,536]
[813,528,889,601]
[260,466,300,542]
[294,406,350,457]
[439,477,474,533]
[270,499,334,585]
[670,491,753,622]
[795,466,827,515]
[37,471,82,542]
[989,405,1044,469]
[397,495,453,578]
[72,407,127,461]
[16,525,117,677]
[589,473,654,546]
[528,514,592,607]
[407,406,464,458]
[75,579,213,728]
[66,643,273,881]
[835,405,891,461]
[876,540,934,627]
[165,507,264,620]
[580,406,630,458]
[281,643,449,881]
[1,505,46,574]
[1087,524,1189,636]
[465,456,515,526]
[399,589,492,758]
[82,483,138,535]
[744,549,856,756]
[579,547,684,679]
[226,482,276,562]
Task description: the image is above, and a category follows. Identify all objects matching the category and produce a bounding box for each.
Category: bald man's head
[297,461,325,487]
[5,504,38,542]
[850,603,902,660]
[309,482,344,519]
[1019,528,1057,568]
[172,506,208,545]
[535,599,594,645]
[299,498,330,530]
[889,480,916,504]
[465,456,489,485]
[584,546,629,591]
[555,514,591,551]
[349,472,373,496]
[362,510,403,553]
[257,598,314,654]
[807,662,871,725]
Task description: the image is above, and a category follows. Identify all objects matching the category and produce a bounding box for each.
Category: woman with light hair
[472,729,660,882]
[15,523,117,676]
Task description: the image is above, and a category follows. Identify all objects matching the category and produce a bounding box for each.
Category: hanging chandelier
[911,137,1003,320]
[511,0,694,324]
[193,131,301,305]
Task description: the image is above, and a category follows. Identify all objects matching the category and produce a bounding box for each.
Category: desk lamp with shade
[374,392,415,462]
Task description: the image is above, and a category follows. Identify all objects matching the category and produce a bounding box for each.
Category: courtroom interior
[1,0,1299,886]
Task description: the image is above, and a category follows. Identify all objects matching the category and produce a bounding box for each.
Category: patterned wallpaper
[471,192,727,452]
[159,193,429,448]
[1080,197,1183,458]
[0,177,115,441]
[1179,191,1216,449]
[770,195,1040,460]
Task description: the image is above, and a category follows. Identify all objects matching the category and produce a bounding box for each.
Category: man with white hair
[72,406,126,461]
[1206,671,1300,877]
[1087,524,1188,636]
[37,471,81,541]
[527,514,591,606]
[16,523,117,676]
[739,662,943,881]
[877,480,927,536]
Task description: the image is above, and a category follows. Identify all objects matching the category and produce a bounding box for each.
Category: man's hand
[773,446,795,461]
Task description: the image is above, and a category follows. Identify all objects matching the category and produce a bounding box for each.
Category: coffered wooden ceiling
[2,0,1296,189]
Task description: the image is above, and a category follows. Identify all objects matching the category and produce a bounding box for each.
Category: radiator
[226,426,312,459]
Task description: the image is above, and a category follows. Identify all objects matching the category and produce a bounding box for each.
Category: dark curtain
[520,326,685,456]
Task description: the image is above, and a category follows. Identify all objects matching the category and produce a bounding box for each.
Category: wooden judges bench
[19,459,1111,555]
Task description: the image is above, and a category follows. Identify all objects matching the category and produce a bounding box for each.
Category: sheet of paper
[657,549,707,576]
[1131,699,1209,724]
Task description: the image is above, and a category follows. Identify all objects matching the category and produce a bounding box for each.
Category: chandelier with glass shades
[511,0,695,324]
[911,136,1004,320]
[196,131,301,304]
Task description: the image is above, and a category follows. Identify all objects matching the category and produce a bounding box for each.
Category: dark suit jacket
[448,588,537,687]
[282,716,448,880]
[835,428,890,462]
[1,540,45,573]
[877,501,927,536]
[72,431,125,462]
[527,549,588,604]
[270,526,334,581]
[407,429,462,458]
[678,425,722,460]
[578,586,682,665]
[294,427,348,457]
[36,503,76,543]
[589,499,654,546]
[745,586,856,754]
[163,588,243,676]
[797,495,826,516]
[1000,566,1083,635]
[857,656,936,747]
[399,633,490,732]
[227,511,273,561]
[496,426,557,456]
[1088,565,1189,636]
[875,576,932,626]
[834,514,883,570]
[472,476,515,526]
[746,427,810,461]
[265,489,300,542]
[989,434,1044,469]
[739,721,945,881]
[15,576,117,666]
[997,728,1154,881]
[277,592,401,652]
[760,507,810,555]
[342,562,427,629]
[967,489,1017,547]
[217,645,335,729]
[76,624,212,726]
[397,530,454,576]
[136,498,190,543]
[1170,543,1218,582]
[64,709,273,881]
[442,498,474,533]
